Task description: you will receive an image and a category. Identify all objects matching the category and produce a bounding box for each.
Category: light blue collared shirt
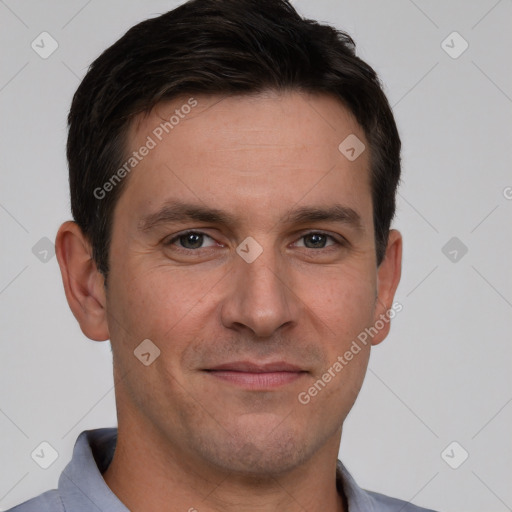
[7,428,438,511]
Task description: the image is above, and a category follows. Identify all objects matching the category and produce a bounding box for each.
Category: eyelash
[165,230,346,252]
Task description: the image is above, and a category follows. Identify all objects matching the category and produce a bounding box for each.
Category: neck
[102,418,346,512]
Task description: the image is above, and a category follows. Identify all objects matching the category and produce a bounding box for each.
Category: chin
[194,422,313,477]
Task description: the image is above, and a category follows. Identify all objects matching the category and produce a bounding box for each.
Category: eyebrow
[138,200,363,233]
[282,204,362,230]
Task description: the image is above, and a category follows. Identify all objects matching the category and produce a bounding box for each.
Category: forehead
[117,91,372,229]
[131,91,365,159]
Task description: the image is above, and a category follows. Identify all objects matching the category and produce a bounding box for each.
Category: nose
[220,244,300,338]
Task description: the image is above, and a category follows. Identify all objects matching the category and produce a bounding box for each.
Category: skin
[56,91,402,512]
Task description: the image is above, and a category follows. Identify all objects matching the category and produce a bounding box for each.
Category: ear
[55,221,110,341]
[370,229,402,346]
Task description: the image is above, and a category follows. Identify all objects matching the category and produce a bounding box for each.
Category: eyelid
[292,230,346,248]
[165,229,346,250]
[165,230,218,247]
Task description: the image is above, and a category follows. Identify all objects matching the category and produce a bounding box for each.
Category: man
[8,0,438,510]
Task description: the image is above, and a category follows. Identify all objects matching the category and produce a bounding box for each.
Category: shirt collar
[59,428,129,512]
[59,428,375,512]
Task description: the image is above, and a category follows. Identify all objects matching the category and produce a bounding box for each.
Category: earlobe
[55,221,110,341]
[371,229,402,346]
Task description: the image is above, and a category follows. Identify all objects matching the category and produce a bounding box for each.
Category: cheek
[299,263,377,346]
[314,348,370,418]
[105,267,215,408]
[108,265,222,351]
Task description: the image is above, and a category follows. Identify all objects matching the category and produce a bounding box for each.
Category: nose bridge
[221,240,298,337]
[243,247,285,301]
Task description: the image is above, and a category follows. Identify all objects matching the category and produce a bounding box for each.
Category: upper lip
[206,361,305,373]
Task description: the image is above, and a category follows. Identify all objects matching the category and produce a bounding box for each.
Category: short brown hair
[67,0,401,276]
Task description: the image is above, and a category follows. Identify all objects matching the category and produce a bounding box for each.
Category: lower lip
[206,371,305,389]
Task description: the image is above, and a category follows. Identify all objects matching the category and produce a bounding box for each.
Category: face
[102,91,398,476]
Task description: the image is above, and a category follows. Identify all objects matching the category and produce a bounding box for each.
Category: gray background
[1,1,511,511]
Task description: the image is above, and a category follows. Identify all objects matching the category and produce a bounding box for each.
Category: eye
[294,232,340,249]
[166,231,218,250]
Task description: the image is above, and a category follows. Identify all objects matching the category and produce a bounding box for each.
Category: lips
[204,361,307,389]
[207,361,303,373]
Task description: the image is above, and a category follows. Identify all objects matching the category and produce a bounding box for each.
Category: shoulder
[5,489,64,512]
[366,489,439,512]
[337,460,439,512]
